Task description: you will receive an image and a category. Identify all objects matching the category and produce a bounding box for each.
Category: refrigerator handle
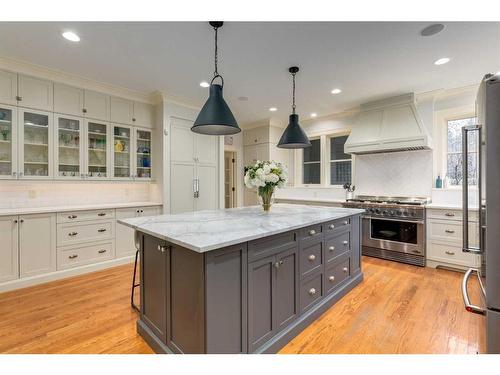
[462,125,482,254]
[461,268,486,315]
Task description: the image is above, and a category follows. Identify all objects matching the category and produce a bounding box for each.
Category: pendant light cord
[210,24,224,86]
[292,71,296,114]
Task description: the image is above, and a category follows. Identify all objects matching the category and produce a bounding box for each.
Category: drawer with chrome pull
[299,272,323,313]
[325,256,350,295]
[57,209,115,223]
[57,220,114,246]
[324,218,350,237]
[428,219,479,246]
[57,241,114,270]
[427,242,478,267]
[299,224,322,242]
[325,231,350,264]
[300,241,323,278]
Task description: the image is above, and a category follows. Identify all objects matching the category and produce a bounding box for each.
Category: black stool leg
[131,249,140,312]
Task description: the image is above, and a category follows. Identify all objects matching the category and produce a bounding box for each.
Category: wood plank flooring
[0,256,484,354]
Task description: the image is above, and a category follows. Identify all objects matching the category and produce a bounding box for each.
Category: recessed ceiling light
[199,81,210,88]
[310,113,317,118]
[62,31,80,42]
[434,57,450,65]
[331,88,342,94]
[421,24,445,37]
[269,107,277,112]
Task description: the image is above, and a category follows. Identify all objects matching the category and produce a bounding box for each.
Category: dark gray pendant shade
[191,84,240,135]
[277,114,311,148]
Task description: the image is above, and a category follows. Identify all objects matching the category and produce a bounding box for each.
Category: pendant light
[277,66,311,148]
[192,22,240,135]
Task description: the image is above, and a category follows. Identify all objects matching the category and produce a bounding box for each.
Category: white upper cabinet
[54,83,84,117]
[133,101,154,128]
[171,118,195,163]
[195,133,218,165]
[0,70,18,106]
[17,74,54,111]
[110,96,134,125]
[84,90,110,121]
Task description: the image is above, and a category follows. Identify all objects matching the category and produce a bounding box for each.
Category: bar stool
[131,232,141,312]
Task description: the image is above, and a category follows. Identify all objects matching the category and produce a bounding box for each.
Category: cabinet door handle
[82,108,87,113]
[98,228,107,233]
[308,229,316,236]
[343,240,349,245]
[328,224,335,230]
[68,254,78,259]
[68,215,78,219]
[445,212,455,217]
[308,254,316,261]
[274,261,280,268]
[308,288,316,296]
[343,267,348,273]
[329,246,335,251]
[445,250,455,255]
[16,95,22,101]
[157,244,167,253]
[132,118,136,122]
[329,275,335,282]
[97,212,106,217]
[445,229,455,234]
[68,232,78,237]
[98,249,107,254]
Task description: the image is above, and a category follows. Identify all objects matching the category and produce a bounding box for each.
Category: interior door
[55,114,83,179]
[0,105,17,179]
[171,163,195,214]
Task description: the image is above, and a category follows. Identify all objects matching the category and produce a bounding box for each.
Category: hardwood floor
[0,256,484,354]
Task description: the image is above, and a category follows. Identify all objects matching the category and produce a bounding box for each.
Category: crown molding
[155,90,202,110]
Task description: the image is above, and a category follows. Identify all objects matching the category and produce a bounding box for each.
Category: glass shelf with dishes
[22,111,51,178]
[86,121,109,178]
[113,125,131,178]
[0,107,14,177]
[135,129,152,179]
[56,116,81,178]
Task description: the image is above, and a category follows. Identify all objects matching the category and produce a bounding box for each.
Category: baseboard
[0,256,135,293]
[137,320,172,354]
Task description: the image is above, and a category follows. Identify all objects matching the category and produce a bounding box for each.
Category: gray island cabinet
[119,204,364,354]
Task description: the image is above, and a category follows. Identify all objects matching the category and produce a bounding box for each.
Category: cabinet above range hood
[345,93,432,154]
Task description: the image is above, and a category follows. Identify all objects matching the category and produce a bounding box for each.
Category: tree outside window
[303,139,321,184]
[446,117,478,186]
[330,135,351,185]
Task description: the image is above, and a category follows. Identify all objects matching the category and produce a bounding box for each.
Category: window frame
[327,133,352,187]
[301,136,322,185]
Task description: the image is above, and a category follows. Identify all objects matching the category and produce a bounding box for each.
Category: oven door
[362,216,425,255]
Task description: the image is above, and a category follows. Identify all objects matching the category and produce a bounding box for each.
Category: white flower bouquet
[244,160,288,211]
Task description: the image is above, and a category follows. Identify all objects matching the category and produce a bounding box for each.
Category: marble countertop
[0,201,163,217]
[275,197,345,204]
[119,203,364,253]
[425,202,479,210]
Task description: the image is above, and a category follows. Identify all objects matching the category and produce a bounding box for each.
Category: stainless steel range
[342,195,430,266]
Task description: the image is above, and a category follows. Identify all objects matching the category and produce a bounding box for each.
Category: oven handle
[461,268,486,315]
[362,216,424,225]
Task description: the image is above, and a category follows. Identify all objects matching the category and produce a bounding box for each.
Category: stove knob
[382,210,388,215]
[410,211,416,217]
[396,211,402,216]
[402,210,408,216]
[389,210,395,216]
[375,208,381,214]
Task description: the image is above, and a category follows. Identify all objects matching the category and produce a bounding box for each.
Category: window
[303,139,321,184]
[330,135,351,185]
[446,117,477,186]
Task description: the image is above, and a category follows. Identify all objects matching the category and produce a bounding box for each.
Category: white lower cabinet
[57,240,114,270]
[115,206,161,257]
[0,216,19,282]
[19,213,57,278]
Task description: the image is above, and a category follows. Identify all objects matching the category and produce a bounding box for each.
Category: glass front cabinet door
[85,120,110,179]
[0,105,17,179]
[135,128,152,179]
[55,114,83,179]
[112,125,132,178]
[18,108,53,179]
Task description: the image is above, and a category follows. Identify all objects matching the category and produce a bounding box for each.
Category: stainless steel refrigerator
[461,73,500,354]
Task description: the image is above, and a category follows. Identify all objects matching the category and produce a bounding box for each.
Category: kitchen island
[119,204,364,354]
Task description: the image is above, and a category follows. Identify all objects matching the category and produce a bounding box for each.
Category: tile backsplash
[354,150,433,197]
[0,181,158,209]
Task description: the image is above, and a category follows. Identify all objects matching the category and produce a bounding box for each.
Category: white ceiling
[0,22,499,125]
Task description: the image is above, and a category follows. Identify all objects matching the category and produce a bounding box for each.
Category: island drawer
[299,224,323,242]
[300,241,323,279]
[57,240,114,270]
[325,231,350,264]
[248,231,297,262]
[57,220,114,246]
[300,272,323,313]
[324,218,350,237]
[325,255,350,295]
[57,209,115,223]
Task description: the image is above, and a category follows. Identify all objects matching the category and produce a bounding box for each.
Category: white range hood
[345,93,432,154]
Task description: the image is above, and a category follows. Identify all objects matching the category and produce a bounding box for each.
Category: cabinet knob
[445,229,455,234]
[343,267,348,273]
[98,228,107,233]
[20,219,24,223]
[308,229,316,236]
[445,250,455,255]
[343,220,348,225]
[16,96,22,101]
[329,246,335,251]
[98,249,107,254]
[13,219,18,224]
[68,232,78,237]
[308,254,316,261]
[329,275,335,282]
[329,224,335,230]
[445,212,455,217]
[132,118,136,122]
[157,244,167,253]
[68,254,78,259]
[82,108,87,113]
[68,215,78,219]
[308,288,316,296]
[343,240,348,245]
